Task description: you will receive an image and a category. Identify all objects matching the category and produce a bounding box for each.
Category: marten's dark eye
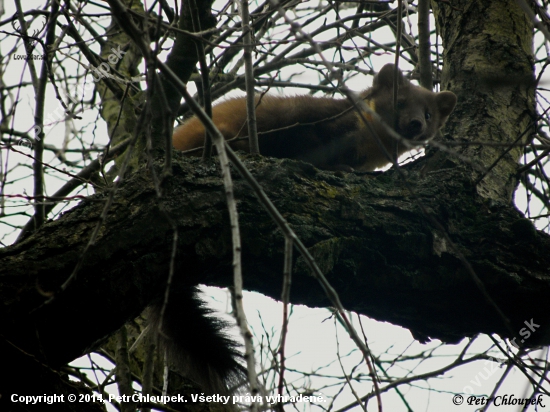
[425,111,431,120]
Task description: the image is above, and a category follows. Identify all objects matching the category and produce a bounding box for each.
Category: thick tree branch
[1,155,549,373]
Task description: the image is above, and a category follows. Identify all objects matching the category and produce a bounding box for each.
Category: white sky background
[1,0,550,411]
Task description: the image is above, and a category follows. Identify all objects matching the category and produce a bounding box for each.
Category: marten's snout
[401,117,426,139]
[409,118,424,134]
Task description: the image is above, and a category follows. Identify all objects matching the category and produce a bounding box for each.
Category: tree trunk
[431,0,535,201]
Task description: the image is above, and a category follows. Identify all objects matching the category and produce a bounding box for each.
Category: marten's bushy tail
[148,286,246,394]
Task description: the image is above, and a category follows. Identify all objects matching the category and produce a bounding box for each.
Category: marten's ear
[436,91,457,118]
[373,64,405,90]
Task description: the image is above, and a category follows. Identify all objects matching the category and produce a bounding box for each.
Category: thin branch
[417,0,433,89]
[276,237,292,410]
[188,0,213,160]
[157,59,260,404]
[239,0,259,154]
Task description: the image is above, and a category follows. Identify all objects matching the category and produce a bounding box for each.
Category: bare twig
[238,0,259,154]
[417,0,433,89]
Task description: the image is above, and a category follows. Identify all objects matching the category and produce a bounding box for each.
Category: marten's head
[369,64,457,141]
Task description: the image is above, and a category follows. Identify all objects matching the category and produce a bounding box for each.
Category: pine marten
[173,64,457,171]
[152,64,457,398]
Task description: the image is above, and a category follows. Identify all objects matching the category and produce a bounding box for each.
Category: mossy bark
[2,156,550,366]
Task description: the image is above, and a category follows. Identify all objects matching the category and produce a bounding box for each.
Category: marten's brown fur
[173,64,457,171]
